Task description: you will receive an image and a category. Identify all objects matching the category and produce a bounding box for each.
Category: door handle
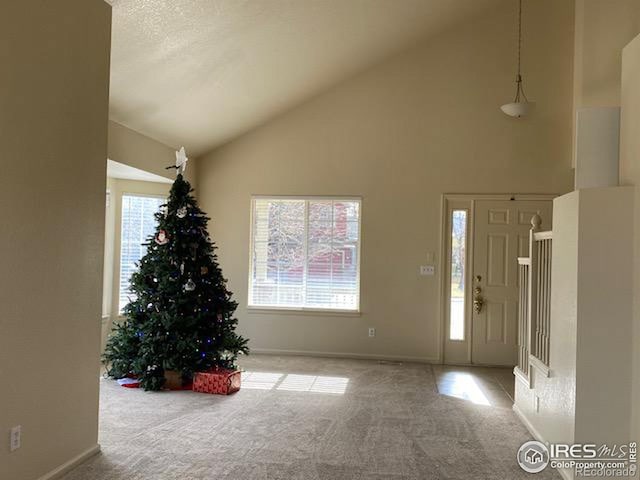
[473,286,484,314]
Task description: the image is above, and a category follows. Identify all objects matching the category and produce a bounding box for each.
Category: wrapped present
[193,368,241,395]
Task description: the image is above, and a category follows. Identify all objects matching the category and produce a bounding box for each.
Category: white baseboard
[249,348,440,364]
[513,403,545,443]
[512,405,572,480]
[37,444,101,480]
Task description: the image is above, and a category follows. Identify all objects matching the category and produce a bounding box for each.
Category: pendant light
[501,0,534,118]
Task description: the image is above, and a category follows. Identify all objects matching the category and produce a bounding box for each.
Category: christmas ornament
[176,206,187,218]
[180,263,185,275]
[160,205,168,217]
[201,266,208,275]
[155,230,169,245]
[184,278,196,292]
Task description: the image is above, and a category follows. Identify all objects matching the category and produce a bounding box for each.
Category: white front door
[470,200,552,366]
[442,196,553,366]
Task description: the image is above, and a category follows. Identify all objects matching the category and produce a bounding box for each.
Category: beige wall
[102,178,171,351]
[573,0,640,109]
[571,0,640,170]
[108,121,196,186]
[620,32,640,448]
[195,0,575,361]
[620,34,640,186]
[0,1,111,479]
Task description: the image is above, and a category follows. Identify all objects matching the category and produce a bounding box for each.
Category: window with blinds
[119,194,165,312]
[249,197,361,311]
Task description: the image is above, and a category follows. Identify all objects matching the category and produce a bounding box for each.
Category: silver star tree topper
[175,146,189,174]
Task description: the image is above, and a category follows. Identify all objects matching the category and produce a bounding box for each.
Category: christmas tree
[103,148,248,391]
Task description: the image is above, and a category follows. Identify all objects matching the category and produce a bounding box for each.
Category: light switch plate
[10,426,21,452]
[420,265,435,276]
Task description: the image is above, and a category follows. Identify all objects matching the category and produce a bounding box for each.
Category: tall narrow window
[119,194,165,312]
[249,197,361,311]
[449,210,467,340]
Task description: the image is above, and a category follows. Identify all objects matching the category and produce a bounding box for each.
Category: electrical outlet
[368,327,376,337]
[10,426,21,452]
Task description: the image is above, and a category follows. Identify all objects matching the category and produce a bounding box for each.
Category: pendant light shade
[500,101,533,117]
[501,0,534,118]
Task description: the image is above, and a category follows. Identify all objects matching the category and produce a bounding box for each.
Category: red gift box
[192,368,241,395]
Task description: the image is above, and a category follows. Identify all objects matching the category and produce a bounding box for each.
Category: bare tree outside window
[250,198,361,311]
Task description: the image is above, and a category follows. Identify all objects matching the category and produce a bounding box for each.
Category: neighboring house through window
[119,194,165,312]
[249,197,361,311]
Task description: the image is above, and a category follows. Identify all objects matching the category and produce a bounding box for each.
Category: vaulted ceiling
[109,0,501,156]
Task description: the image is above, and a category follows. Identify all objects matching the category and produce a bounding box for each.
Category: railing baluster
[545,240,552,364]
[540,240,548,362]
[516,261,530,376]
[517,215,552,384]
[538,240,544,360]
[539,240,545,363]
[528,215,541,369]
[532,235,552,367]
[544,239,548,362]
[524,264,529,375]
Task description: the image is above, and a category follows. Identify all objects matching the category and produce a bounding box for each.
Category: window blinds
[119,194,165,312]
[249,198,361,311]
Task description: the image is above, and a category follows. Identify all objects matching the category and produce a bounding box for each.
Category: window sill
[246,306,361,317]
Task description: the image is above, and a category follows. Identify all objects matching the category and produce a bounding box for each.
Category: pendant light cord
[517,0,522,78]
[514,0,528,102]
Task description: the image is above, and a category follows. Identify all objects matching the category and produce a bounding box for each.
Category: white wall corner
[574,107,620,190]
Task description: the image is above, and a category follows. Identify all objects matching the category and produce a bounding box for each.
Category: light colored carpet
[61,355,559,479]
